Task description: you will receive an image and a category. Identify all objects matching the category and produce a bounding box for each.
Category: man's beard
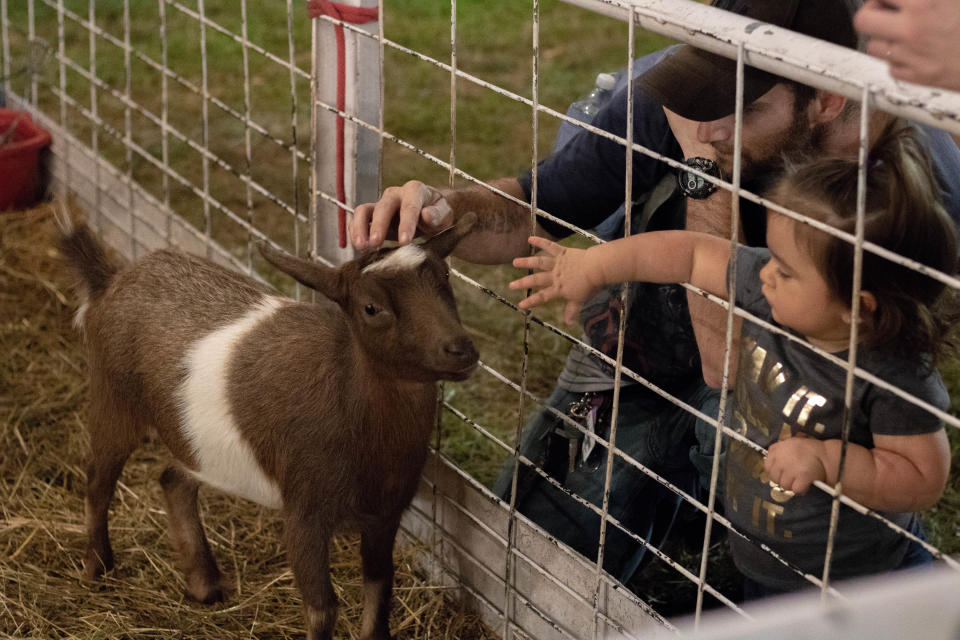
[712,119,828,183]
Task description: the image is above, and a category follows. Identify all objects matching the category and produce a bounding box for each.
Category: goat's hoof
[186,573,232,605]
[82,564,104,582]
[187,584,225,605]
[82,550,114,581]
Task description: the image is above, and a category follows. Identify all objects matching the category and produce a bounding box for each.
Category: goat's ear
[422,211,477,258]
[258,243,345,303]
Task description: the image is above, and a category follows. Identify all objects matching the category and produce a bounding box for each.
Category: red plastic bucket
[0,109,52,211]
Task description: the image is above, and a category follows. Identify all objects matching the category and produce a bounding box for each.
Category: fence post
[310,0,381,266]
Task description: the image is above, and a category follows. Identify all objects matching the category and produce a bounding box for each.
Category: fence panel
[4,0,960,638]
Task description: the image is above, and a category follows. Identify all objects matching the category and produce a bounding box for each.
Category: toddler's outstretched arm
[509,231,731,324]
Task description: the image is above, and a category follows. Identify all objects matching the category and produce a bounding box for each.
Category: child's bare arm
[509,231,731,324]
[765,430,951,512]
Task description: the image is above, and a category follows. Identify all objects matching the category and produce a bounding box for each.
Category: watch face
[679,158,719,199]
[684,173,705,192]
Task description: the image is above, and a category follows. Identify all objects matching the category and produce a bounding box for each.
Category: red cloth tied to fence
[308,0,379,248]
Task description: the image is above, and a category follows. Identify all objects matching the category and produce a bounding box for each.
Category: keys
[565,392,605,470]
[581,406,598,464]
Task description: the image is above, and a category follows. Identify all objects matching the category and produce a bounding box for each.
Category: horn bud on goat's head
[421,211,477,258]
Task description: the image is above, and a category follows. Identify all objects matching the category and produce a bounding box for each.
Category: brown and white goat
[58,213,478,640]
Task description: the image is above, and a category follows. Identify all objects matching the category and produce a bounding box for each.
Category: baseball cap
[636,0,858,122]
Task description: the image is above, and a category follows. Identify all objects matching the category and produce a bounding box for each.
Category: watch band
[678,157,722,200]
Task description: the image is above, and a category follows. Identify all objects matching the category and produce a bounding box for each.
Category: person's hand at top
[855,0,960,91]
[350,180,452,250]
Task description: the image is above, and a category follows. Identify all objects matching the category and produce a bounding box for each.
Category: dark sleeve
[518,83,682,238]
[728,245,771,317]
[865,363,948,436]
[918,123,960,233]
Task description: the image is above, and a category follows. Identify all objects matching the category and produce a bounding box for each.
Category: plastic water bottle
[569,72,618,122]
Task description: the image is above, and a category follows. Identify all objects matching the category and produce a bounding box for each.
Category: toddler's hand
[765,434,827,496]
[509,236,597,325]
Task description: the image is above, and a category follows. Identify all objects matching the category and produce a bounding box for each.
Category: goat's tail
[55,201,117,303]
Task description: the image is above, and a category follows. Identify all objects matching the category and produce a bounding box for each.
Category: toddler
[510,121,956,594]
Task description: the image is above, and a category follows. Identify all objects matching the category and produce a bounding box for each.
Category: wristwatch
[677,157,722,200]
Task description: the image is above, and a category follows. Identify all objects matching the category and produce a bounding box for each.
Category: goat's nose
[444,336,478,364]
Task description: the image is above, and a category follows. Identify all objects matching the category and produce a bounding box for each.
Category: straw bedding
[0,203,495,639]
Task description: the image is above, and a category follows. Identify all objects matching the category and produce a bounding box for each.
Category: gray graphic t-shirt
[726,247,948,590]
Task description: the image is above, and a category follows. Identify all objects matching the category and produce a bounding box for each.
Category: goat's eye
[364,304,377,316]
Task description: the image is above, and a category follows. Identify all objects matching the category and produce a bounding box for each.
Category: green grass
[4,0,959,615]
[375,1,674,488]
[4,0,667,486]
[926,360,960,555]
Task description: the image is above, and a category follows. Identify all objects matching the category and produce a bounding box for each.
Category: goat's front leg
[359,516,402,640]
[160,464,228,603]
[285,512,337,640]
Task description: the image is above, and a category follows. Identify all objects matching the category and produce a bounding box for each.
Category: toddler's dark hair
[769,120,959,365]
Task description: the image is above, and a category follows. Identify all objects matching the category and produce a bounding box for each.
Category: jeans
[493,381,721,584]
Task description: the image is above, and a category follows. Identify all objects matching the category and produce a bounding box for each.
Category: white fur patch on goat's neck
[178,296,285,509]
[361,244,426,274]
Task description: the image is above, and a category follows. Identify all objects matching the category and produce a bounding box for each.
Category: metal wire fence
[2,0,313,288]
[4,0,960,638]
